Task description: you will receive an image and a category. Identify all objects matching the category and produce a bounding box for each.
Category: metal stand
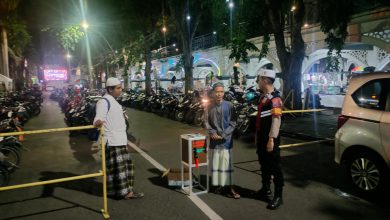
[180,133,209,195]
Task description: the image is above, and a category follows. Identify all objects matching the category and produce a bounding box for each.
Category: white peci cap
[106,77,121,87]
[258,69,276,79]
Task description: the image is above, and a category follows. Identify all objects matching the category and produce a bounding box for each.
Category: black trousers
[257,139,284,194]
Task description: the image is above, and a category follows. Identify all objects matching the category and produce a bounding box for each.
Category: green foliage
[57,25,85,51]
[324,54,342,72]
[6,14,31,56]
[211,0,268,64]
[0,0,20,19]
[126,36,145,65]
[104,33,146,77]
[229,36,259,63]
[259,33,270,60]
[319,0,353,72]
[175,55,184,73]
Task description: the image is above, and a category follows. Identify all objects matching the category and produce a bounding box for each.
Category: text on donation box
[182,139,207,166]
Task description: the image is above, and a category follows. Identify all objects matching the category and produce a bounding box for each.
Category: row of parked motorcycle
[0,88,43,186]
[117,85,261,137]
[51,88,129,141]
[50,85,260,143]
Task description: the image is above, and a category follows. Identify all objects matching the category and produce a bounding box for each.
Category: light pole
[162,26,167,56]
[228,1,234,40]
[66,53,71,82]
[290,5,296,44]
[81,20,120,88]
[81,20,93,88]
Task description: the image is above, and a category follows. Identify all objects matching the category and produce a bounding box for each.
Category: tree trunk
[183,39,193,93]
[266,0,305,110]
[123,66,129,91]
[13,59,24,91]
[0,27,9,78]
[144,46,152,96]
[25,61,30,87]
[233,66,239,85]
[287,0,305,110]
[88,72,93,89]
[167,0,203,94]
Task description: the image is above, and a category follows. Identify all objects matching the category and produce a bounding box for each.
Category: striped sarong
[106,145,134,197]
[211,149,233,186]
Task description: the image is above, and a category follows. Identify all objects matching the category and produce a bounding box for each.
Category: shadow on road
[68,133,98,163]
[39,171,103,197]
[147,168,187,195]
[280,144,390,208]
[0,171,103,220]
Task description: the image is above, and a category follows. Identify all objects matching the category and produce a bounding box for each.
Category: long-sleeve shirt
[204,100,236,149]
[93,94,127,146]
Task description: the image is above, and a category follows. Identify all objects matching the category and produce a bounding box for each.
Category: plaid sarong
[211,149,233,186]
[106,145,134,197]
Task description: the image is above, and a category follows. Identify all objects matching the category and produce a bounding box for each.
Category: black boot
[255,186,272,201]
[267,187,283,210]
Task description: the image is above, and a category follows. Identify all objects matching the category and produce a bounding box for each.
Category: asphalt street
[0,94,389,220]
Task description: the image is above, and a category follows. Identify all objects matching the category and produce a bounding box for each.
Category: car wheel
[345,152,388,193]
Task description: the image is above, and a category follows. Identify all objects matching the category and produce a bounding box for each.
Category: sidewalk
[281,109,339,140]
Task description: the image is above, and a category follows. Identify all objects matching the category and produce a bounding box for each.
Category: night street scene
[1,0,390,219]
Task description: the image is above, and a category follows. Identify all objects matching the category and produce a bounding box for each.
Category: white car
[335,71,390,193]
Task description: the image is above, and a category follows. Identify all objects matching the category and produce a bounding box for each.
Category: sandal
[124,191,144,199]
[227,190,241,199]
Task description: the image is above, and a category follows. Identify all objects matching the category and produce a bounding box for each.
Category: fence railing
[0,125,110,219]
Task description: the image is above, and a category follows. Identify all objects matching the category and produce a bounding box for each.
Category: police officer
[255,69,284,210]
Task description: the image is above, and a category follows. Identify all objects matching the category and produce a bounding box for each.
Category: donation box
[180,133,209,195]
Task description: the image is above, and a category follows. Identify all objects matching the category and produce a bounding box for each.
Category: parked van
[335,71,390,194]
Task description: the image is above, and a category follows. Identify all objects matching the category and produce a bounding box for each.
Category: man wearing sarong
[94,77,144,200]
[204,82,240,199]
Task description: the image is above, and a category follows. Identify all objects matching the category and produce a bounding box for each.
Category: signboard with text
[44,69,68,81]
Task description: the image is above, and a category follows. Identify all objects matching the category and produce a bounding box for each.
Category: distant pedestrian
[171,75,176,84]
[255,69,284,209]
[94,77,144,200]
[204,82,240,199]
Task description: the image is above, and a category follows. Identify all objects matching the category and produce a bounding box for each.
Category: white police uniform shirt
[93,94,127,146]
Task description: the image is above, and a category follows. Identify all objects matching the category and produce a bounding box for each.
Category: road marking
[127,141,223,220]
[188,195,223,220]
[280,139,334,149]
[127,141,167,172]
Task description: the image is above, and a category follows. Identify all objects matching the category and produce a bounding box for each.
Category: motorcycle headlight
[246,92,255,101]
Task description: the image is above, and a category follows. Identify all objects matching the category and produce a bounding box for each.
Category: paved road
[0,94,389,220]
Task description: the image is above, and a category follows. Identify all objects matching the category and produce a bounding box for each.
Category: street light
[186,15,191,20]
[80,20,92,86]
[161,26,168,56]
[291,5,296,12]
[81,20,89,30]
